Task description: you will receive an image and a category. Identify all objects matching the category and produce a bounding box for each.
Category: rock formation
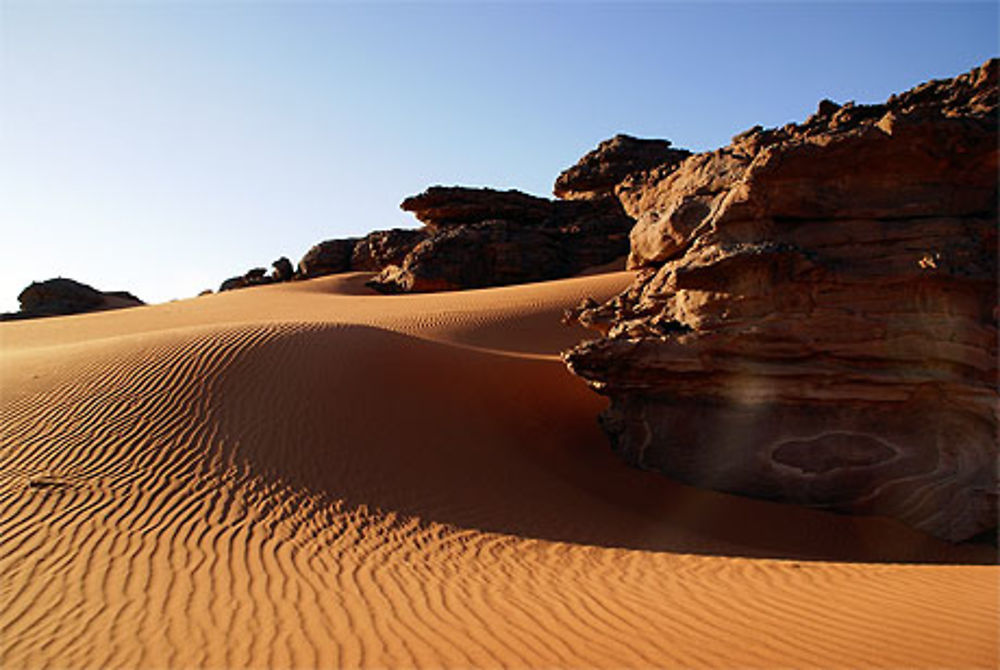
[350,228,427,271]
[2,278,144,321]
[400,186,558,229]
[219,266,270,292]
[367,187,635,293]
[297,239,358,279]
[215,136,680,293]
[553,134,691,201]
[563,59,998,542]
[271,256,294,282]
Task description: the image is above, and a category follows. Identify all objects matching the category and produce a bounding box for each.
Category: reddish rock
[554,134,691,201]
[563,59,999,542]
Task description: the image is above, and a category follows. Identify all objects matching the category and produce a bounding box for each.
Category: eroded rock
[271,257,294,282]
[368,188,633,293]
[563,59,999,542]
[351,228,427,271]
[2,278,144,321]
[297,239,358,279]
[554,134,691,201]
[400,186,558,229]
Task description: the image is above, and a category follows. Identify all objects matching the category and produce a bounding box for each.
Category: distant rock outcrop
[2,278,144,321]
[563,59,999,542]
[350,228,427,271]
[367,187,634,293]
[296,239,358,280]
[216,136,679,293]
[271,256,294,282]
[219,257,298,292]
[400,186,559,229]
[219,266,271,292]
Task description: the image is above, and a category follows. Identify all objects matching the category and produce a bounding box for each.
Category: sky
[1,2,996,310]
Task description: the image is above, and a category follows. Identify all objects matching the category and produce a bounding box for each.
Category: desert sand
[1,271,996,669]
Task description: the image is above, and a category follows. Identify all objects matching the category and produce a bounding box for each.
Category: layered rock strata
[563,60,999,542]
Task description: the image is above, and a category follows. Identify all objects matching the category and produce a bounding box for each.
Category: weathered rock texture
[554,134,691,201]
[220,135,678,293]
[368,187,634,293]
[297,239,359,279]
[400,187,558,229]
[350,228,428,271]
[2,278,144,321]
[563,59,998,542]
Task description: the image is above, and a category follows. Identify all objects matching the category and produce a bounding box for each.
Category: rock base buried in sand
[367,185,638,293]
[563,59,999,542]
[2,277,144,321]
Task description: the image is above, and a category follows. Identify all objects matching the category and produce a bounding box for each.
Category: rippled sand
[1,272,996,668]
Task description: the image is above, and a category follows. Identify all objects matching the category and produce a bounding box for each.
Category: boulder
[218,276,248,292]
[271,256,294,282]
[553,134,691,201]
[563,59,999,542]
[2,278,143,321]
[297,238,358,278]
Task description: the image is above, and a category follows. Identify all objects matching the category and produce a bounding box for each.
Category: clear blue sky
[1,2,996,310]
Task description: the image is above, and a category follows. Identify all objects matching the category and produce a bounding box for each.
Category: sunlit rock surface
[564,59,999,542]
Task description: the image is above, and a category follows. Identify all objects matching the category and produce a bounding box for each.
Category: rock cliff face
[563,60,998,542]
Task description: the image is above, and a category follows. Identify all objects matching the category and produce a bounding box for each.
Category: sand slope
[1,272,996,669]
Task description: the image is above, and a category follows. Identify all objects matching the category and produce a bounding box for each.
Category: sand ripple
[1,276,996,668]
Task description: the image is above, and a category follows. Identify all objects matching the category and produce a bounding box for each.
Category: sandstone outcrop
[368,187,633,293]
[400,186,558,229]
[350,228,427,271]
[271,256,294,282]
[2,278,144,321]
[219,266,272,292]
[297,239,358,279]
[563,59,998,542]
[553,134,691,201]
[216,230,427,292]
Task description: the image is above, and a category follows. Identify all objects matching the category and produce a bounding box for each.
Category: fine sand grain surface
[1,271,996,669]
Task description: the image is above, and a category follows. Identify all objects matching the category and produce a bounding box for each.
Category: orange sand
[1,272,996,669]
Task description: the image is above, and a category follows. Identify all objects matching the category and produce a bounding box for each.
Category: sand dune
[1,272,996,668]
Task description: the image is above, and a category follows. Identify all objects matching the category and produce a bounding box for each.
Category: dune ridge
[1,272,996,668]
